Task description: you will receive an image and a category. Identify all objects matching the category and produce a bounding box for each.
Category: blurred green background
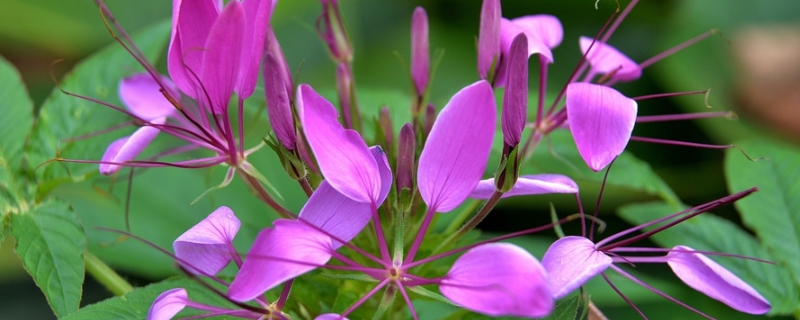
[2,0,800,319]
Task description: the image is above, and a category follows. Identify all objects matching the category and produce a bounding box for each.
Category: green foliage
[524,130,680,206]
[60,278,231,320]
[726,138,800,314]
[11,200,86,318]
[0,55,34,226]
[26,20,170,186]
[619,201,800,315]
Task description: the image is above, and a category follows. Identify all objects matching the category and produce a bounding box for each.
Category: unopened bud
[501,34,528,147]
[265,28,294,98]
[477,0,501,80]
[396,123,416,193]
[423,103,436,137]
[411,7,429,97]
[317,0,353,63]
[336,62,355,128]
[264,52,296,150]
[379,106,394,150]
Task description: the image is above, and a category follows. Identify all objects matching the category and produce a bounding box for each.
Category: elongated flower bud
[317,0,353,63]
[265,26,294,98]
[423,103,436,136]
[477,0,500,80]
[396,123,415,192]
[336,62,355,128]
[501,33,528,147]
[265,52,296,150]
[379,106,394,149]
[411,7,429,97]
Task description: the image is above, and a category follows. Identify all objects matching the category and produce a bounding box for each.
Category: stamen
[636,111,733,123]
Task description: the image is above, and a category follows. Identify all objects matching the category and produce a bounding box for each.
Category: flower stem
[432,191,503,255]
[85,251,133,296]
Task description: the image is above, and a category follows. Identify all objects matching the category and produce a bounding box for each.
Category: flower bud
[411,7,429,97]
[396,123,415,193]
[477,0,500,80]
[317,0,353,63]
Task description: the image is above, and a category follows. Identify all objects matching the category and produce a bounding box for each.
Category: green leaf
[541,295,581,320]
[725,138,800,293]
[524,130,680,206]
[60,277,231,320]
[619,201,800,315]
[11,200,86,318]
[0,54,34,218]
[26,20,170,186]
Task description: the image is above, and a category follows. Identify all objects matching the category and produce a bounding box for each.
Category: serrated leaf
[26,20,170,185]
[11,200,86,317]
[524,130,680,206]
[541,295,581,320]
[619,201,799,315]
[60,277,231,320]
[725,138,800,291]
[0,55,34,217]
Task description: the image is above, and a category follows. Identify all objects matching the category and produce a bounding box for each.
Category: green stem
[433,191,503,254]
[443,199,481,234]
[85,251,133,296]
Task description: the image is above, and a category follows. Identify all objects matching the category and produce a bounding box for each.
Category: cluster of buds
[77,0,772,319]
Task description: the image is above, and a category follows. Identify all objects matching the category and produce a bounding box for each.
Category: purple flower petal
[168,0,219,97]
[236,0,274,98]
[418,81,496,212]
[228,219,332,302]
[411,7,429,95]
[511,15,563,49]
[147,288,188,320]
[499,18,554,63]
[119,73,178,120]
[173,206,240,276]
[99,117,166,175]
[199,1,246,114]
[297,84,380,203]
[501,33,528,146]
[470,174,578,199]
[542,236,612,299]
[300,147,391,249]
[666,246,770,314]
[579,36,641,82]
[315,314,349,320]
[566,82,637,171]
[264,52,296,150]
[441,243,553,318]
[477,0,500,79]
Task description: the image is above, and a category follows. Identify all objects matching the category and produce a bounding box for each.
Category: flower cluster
[84,0,772,319]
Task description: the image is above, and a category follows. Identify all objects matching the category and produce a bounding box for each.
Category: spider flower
[541,189,770,317]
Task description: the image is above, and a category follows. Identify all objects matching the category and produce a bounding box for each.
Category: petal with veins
[168,0,218,97]
[298,84,380,203]
[470,174,578,199]
[542,236,612,299]
[579,36,641,82]
[173,206,240,276]
[119,73,178,120]
[566,82,637,171]
[441,243,553,318]
[418,80,496,212]
[199,1,245,114]
[666,246,770,314]
[228,219,332,302]
[99,117,166,175]
[147,288,188,320]
[300,147,392,249]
